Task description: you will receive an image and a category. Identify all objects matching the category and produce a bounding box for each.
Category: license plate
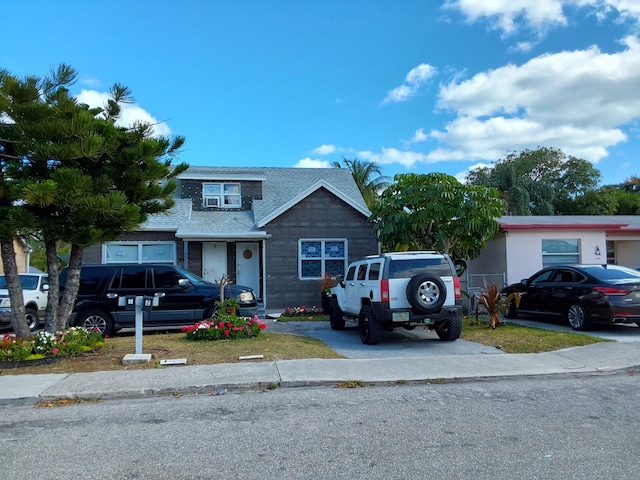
[393,312,409,322]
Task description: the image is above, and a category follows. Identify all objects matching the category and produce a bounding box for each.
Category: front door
[202,242,228,284]
[236,242,260,298]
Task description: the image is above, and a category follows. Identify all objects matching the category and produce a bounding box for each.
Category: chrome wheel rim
[83,315,107,335]
[418,281,440,305]
[568,304,585,329]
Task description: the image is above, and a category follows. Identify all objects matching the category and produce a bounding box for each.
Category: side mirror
[178,278,190,289]
[335,275,345,288]
[42,284,50,292]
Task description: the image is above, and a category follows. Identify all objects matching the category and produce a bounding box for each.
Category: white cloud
[294,157,332,168]
[444,0,566,33]
[455,162,494,183]
[358,147,431,168]
[411,128,428,143]
[429,36,640,163]
[75,89,172,137]
[381,63,437,104]
[312,144,337,155]
[445,0,640,35]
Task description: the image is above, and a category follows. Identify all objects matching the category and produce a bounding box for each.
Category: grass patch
[0,331,343,376]
[460,317,609,353]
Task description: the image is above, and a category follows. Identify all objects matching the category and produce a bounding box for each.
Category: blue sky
[3,1,640,186]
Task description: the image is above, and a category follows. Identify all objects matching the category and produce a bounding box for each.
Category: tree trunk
[0,240,30,339]
[51,243,85,333]
[43,239,61,332]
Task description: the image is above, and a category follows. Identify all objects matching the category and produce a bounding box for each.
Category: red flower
[259,323,266,330]
[224,330,230,336]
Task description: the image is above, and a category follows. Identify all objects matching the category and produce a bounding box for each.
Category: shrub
[0,328,105,362]
[182,313,266,341]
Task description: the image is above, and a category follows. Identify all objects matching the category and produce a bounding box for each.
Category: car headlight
[238,292,255,303]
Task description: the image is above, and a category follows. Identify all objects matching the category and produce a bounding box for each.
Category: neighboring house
[0,239,32,275]
[467,215,640,287]
[82,166,379,310]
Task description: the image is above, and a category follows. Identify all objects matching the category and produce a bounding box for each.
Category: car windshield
[582,265,640,282]
[173,266,211,285]
[0,275,40,290]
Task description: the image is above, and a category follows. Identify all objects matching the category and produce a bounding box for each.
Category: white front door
[236,242,260,298]
[202,242,227,284]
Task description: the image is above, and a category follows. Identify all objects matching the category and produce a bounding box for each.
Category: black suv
[59,264,258,336]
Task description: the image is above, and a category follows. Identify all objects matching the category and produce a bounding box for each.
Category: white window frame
[541,239,580,267]
[298,238,347,280]
[103,241,177,264]
[202,182,241,209]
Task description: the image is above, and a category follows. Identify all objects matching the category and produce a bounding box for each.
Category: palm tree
[332,157,390,209]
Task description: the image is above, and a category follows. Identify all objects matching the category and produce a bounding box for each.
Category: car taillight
[453,276,462,299]
[381,279,389,302]
[593,286,630,296]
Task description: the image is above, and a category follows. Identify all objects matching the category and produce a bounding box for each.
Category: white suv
[0,273,49,331]
[330,251,463,345]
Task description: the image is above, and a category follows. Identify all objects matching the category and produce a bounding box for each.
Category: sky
[3,0,640,186]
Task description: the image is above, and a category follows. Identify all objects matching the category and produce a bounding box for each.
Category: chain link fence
[460,272,507,315]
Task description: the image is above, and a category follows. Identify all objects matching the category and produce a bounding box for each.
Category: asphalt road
[2,372,639,479]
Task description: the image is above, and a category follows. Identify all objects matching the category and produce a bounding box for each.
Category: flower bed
[182,314,266,341]
[281,305,323,317]
[0,328,105,363]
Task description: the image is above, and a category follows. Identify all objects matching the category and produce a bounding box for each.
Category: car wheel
[435,316,462,341]
[329,298,345,330]
[504,300,518,319]
[359,305,382,345]
[25,307,40,332]
[203,305,220,320]
[566,302,588,331]
[407,275,446,314]
[76,309,114,337]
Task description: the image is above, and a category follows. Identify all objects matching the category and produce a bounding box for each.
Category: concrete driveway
[266,318,505,358]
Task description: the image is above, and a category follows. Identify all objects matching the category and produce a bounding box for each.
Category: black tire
[359,305,382,345]
[25,307,39,332]
[329,298,345,330]
[76,309,115,337]
[203,304,220,320]
[504,300,518,319]
[406,274,446,314]
[566,302,588,331]
[435,316,462,341]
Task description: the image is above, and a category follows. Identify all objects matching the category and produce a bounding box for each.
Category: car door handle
[106,293,118,299]
[154,292,166,298]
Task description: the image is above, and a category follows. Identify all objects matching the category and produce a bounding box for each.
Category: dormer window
[203,182,241,208]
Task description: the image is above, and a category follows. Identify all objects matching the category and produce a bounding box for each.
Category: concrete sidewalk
[2,341,640,407]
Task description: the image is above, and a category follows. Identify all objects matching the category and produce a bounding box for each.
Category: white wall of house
[504,229,606,284]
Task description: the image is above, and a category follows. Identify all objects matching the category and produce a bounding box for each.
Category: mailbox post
[119,294,162,363]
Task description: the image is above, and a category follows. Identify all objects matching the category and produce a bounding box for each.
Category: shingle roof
[139,166,370,239]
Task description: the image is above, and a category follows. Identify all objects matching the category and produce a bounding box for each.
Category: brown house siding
[263,188,377,310]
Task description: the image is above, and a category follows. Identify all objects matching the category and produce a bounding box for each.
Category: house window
[104,242,176,264]
[203,183,241,208]
[606,240,616,264]
[299,239,347,279]
[541,239,580,267]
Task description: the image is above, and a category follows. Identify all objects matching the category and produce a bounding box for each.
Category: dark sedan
[501,264,640,330]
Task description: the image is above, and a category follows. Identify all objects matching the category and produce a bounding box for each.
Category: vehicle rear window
[388,258,452,279]
[583,265,640,282]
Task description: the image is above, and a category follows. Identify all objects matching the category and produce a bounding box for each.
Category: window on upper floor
[103,242,176,264]
[202,182,241,208]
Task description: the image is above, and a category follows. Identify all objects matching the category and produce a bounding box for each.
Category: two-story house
[82,166,379,311]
